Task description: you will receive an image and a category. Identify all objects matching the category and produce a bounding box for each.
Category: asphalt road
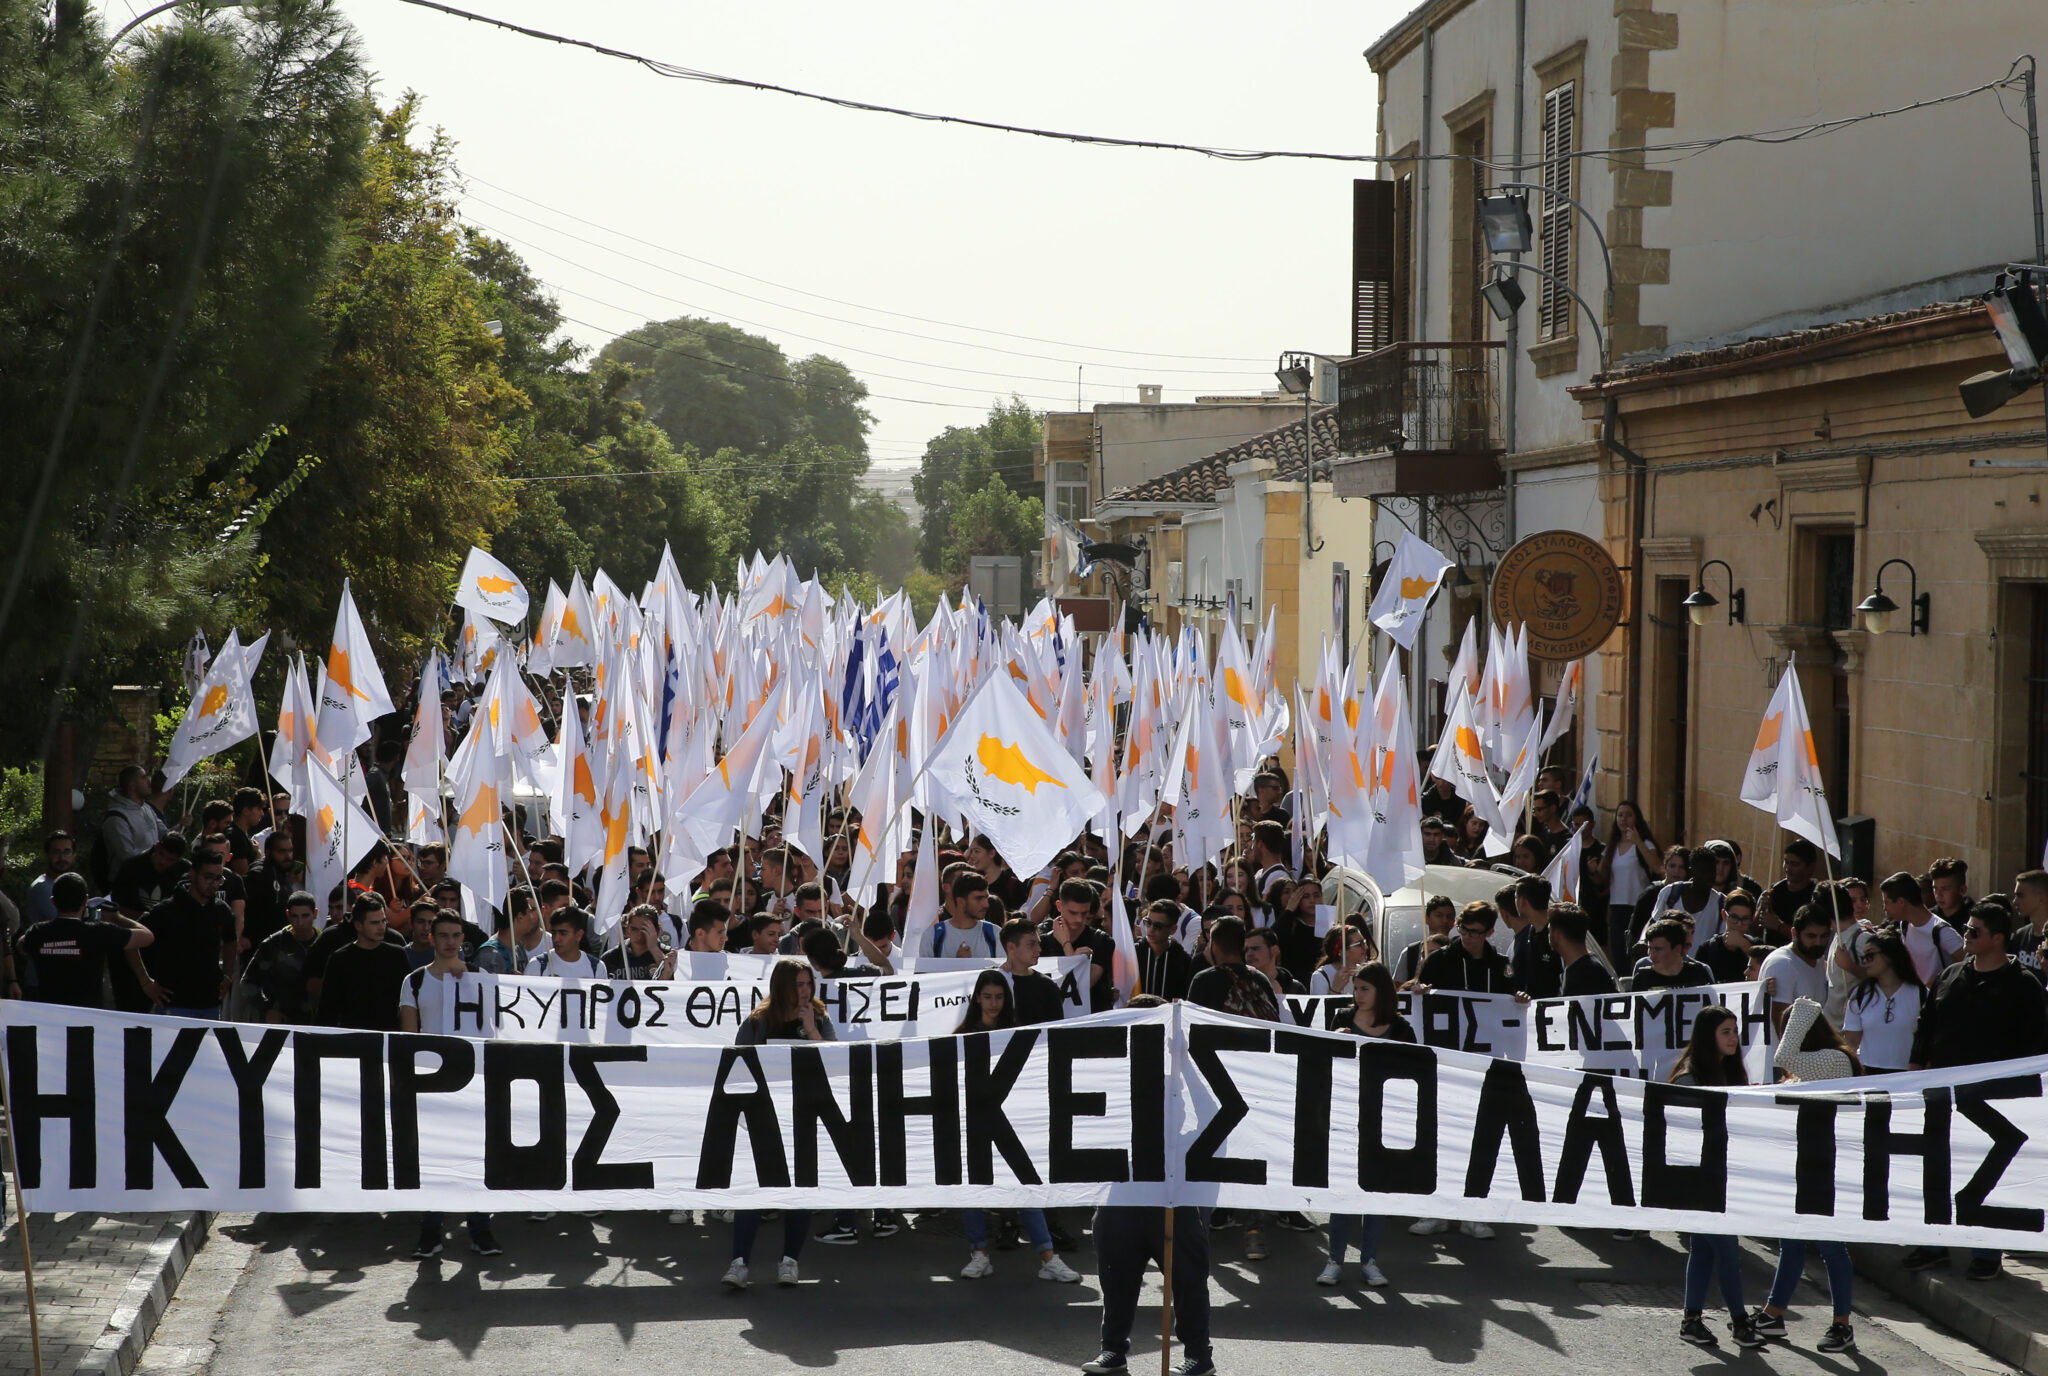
[145,1209,2013,1376]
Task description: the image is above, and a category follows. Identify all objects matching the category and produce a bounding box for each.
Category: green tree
[910,397,1039,574]
[254,99,522,664]
[943,475,1043,588]
[0,0,368,767]
[599,317,871,461]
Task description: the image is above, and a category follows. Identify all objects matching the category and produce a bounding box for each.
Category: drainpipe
[1503,0,1526,544]
[1416,28,1433,347]
[1602,394,1650,805]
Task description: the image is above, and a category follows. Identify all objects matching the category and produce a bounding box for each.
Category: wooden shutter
[1538,82,1576,341]
[1351,178,1397,355]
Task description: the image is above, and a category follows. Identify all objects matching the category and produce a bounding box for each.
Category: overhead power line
[463,195,1271,379]
[466,215,1249,397]
[464,173,1274,365]
[389,0,2025,174]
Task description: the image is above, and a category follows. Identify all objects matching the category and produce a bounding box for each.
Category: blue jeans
[1684,1233,1746,1315]
[1328,1215,1385,1264]
[1768,1239,1851,1314]
[965,1208,1052,1253]
[732,1209,810,1263]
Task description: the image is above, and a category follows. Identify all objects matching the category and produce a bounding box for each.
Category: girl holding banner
[1317,962,1414,1290]
[723,961,831,1290]
[1670,1008,1766,1350]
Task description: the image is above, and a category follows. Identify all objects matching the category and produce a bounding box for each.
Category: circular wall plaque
[1490,529,1624,661]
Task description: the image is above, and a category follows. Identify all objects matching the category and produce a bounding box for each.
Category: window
[1538,80,1576,342]
[1053,461,1090,523]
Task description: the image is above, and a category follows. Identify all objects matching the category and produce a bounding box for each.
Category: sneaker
[667,1210,692,1225]
[1273,1210,1317,1232]
[1967,1255,2004,1281]
[1315,1261,1342,1286]
[1048,1221,1080,1252]
[528,1211,556,1221]
[1609,1230,1639,1240]
[1407,1218,1448,1236]
[1362,1260,1388,1288]
[1243,1229,1269,1261]
[1818,1322,1856,1353]
[575,1210,604,1219]
[1170,1358,1217,1376]
[1209,1209,1243,1231]
[1460,1220,1497,1240]
[815,1222,861,1244]
[411,1228,443,1260]
[468,1229,503,1257]
[1749,1309,1786,1339]
[1900,1245,1947,1271]
[961,1251,995,1279]
[995,1218,1022,1251]
[777,1256,800,1286]
[1080,1354,1129,1375]
[1679,1315,1718,1348]
[871,1210,903,1239]
[1039,1255,1082,1283]
[1730,1316,1767,1349]
[720,1259,749,1291]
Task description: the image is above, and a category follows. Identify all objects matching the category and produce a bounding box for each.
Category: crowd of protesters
[9,699,2048,1372]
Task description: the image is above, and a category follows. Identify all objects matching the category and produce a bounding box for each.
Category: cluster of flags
[157,528,1849,1011]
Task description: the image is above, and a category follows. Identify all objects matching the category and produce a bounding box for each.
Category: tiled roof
[1100,407,1338,506]
[1584,299,1985,388]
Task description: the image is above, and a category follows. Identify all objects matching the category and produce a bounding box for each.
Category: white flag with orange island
[926,672,1106,878]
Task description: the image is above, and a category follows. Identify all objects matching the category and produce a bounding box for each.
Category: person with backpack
[926,870,1001,958]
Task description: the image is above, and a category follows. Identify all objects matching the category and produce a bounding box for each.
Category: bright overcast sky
[123,0,1414,468]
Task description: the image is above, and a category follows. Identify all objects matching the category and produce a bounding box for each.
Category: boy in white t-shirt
[1880,871,1963,985]
[399,912,499,1259]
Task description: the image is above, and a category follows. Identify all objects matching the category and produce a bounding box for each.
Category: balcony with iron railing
[1330,341,1506,498]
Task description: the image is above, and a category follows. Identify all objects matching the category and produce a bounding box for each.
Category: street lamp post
[1277,351,1344,556]
[1483,259,1608,373]
[1478,183,1616,361]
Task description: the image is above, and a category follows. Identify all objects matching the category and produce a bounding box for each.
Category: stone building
[1572,299,2048,882]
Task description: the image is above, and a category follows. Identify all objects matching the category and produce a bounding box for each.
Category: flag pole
[1158,1207,1176,1376]
[0,1055,47,1376]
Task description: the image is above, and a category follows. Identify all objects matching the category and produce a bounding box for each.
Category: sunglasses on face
[1145,920,1174,931]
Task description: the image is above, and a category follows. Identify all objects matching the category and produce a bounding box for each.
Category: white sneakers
[1409,1217,1495,1238]
[668,1210,691,1225]
[1317,1259,1389,1287]
[777,1256,800,1286]
[720,1260,749,1290]
[961,1251,995,1279]
[1038,1256,1082,1283]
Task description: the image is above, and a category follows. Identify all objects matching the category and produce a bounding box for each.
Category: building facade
[1340,0,2043,797]
[1573,301,2048,884]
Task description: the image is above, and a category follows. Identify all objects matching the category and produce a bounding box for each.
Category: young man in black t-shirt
[1551,904,1617,997]
[18,873,154,1008]
[141,847,238,1017]
[317,896,412,1030]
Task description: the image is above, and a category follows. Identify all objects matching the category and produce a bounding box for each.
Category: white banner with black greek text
[1279,983,1774,1081]
[6,1002,2045,1249]
[445,963,1085,1044]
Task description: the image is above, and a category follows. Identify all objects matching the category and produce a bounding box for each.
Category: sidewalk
[1854,1246,2048,1375]
[0,1201,213,1376]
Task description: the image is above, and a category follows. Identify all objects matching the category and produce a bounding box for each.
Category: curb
[1852,1244,2048,1375]
[72,1212,215,1376]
